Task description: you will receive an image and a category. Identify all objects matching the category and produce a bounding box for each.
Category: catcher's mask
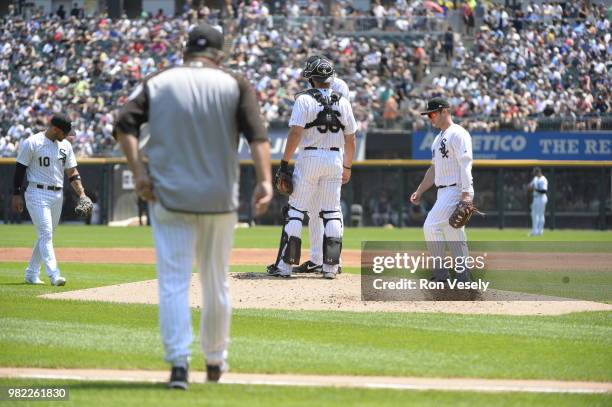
[301,55,335,84]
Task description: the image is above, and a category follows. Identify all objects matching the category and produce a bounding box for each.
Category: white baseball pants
[24,186,63,280]
[530,194,547,235]
[279,150,343,274]
[150,202,237,367]
[423,186,472,261]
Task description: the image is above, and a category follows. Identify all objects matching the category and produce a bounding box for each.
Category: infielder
[268,56,357,280]
[115,23,272,389]
[289,55,350,275]
[410,98,475,283]
[11,114,92,286]
[528,167,548,236]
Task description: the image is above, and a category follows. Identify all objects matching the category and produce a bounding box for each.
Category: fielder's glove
[75,195,93,217]
[449,200,483,228]
[274,160,293,196]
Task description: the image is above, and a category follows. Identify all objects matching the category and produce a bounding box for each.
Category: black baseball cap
[185,23,223,55]
[420,98,450,115]
[50,113,72,135]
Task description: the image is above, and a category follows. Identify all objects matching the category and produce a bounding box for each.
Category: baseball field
[1,224,611,406]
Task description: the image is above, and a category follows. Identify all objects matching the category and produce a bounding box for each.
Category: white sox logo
[439,138,449,158]
[59,149,67,166]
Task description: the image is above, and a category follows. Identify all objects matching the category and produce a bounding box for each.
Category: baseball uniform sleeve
[341,100,358,135]
[65,142,77,169]
[288,96,309,128]
[15,138,32,166]
[450,129,474,193]
[114,83,149,138]
[235,74,268,143]
[540,177,548,191]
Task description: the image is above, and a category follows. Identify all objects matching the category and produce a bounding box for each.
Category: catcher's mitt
[449,200,483,228]
[75,196,93,217]
[274,161,293,196]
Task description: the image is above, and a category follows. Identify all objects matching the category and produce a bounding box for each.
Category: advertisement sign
[412,131,612,160]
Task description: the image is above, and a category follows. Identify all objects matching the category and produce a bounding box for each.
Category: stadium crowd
[425,1,611,133]
[0,0,610,157]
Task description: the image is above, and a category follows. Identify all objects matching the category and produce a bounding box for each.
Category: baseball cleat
[266,264,291,278]
[323,271,336,280]
[266,264,281,275]
[50,276,66,286]
[168,365,188,390]
[24,276,45,285]
[206,363,227,383]
[293,261,322,274]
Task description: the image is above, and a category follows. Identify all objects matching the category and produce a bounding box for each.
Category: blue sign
[412,131,612,160]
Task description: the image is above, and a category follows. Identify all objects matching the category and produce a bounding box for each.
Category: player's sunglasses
[427,108,447,119]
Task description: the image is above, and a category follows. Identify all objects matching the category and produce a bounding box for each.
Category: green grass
[368,268,612,302]
[2,379,610,407]
[1,263,611,381]
[2,225,612,249]
[477,269,612,302]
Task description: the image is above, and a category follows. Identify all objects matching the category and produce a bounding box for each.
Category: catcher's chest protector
[301,89,345,134]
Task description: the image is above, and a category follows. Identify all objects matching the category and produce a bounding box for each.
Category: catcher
[268,55,357,280]
[410,98,480,283]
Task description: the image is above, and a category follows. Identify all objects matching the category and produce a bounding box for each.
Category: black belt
[304,147,340,151]
[436,183,457,189]
[36,184,63,191]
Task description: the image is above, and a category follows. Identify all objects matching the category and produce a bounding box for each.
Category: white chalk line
[1,368,610,394]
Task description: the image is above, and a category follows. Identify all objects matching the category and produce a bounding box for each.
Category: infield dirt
[1,247,608,316]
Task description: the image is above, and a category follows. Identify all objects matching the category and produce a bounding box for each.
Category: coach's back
[117,61,265,214]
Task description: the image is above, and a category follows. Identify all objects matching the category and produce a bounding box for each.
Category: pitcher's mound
[41,272,612,316]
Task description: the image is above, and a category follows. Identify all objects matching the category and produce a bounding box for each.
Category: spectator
[70,3,81,18]
[0,1,609,157]
[443,27,454,61]
[462,1,474,35]
[57,5,66,19]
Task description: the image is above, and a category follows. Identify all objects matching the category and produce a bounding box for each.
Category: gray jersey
[114,61,267,213]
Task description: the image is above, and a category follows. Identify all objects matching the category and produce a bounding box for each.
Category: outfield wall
[1,159,611,230]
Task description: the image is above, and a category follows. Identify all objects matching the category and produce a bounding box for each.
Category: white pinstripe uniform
[277,88,357,275]
[424,123,474,262]
[306,77,350,265]
[529,175,548,236]
[16,132,76,282]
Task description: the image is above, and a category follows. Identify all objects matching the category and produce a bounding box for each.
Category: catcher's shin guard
[320,210,343,265]
[282,236,301,264]
[274,205,308,266]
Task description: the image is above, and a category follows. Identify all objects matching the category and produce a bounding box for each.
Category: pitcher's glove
[449,200,483,228]
[75,195,93,217]
[274,160,294,196]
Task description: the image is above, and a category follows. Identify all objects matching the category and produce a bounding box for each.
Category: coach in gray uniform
[114,23,272,389]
